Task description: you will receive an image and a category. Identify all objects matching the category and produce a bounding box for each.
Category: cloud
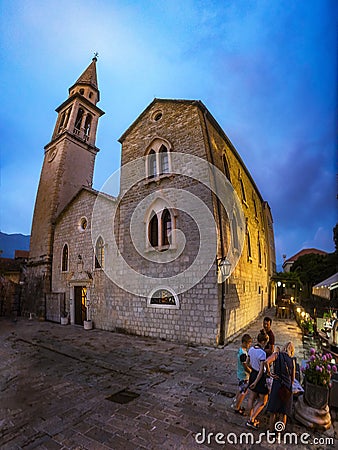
[0,0,336,273]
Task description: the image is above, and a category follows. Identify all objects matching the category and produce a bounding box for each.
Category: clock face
[48,148,58,162]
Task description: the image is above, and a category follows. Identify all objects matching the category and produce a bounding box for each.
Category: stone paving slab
[0,310,337,449]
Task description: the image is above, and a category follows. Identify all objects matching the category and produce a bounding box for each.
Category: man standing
[263,317,275,357]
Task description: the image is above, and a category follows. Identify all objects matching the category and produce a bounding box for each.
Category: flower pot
[60,316,68,325]
[304,378,329,409]
[84,320,93,330]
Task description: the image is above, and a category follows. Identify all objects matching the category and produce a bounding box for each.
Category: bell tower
[24,56,104,317]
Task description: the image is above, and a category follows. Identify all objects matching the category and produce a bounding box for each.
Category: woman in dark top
[266,341,295,430]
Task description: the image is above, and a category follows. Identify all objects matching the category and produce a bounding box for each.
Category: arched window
[160,145,169,174]
[145,139,171,180]
[162,208,172,246]
[63,106,71,129]
[58,106,72,134]
[95,236,105,269]
[62,244,69,272]
[148,212,158,248]
[84,114,92,136]
[148,150,157,179]
[148,287,179,309]
[74,108,84,131]
[146,200,175,251]
[222,155,231,181]
[58,111,66,134]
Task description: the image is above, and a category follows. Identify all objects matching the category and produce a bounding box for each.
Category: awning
[312,272,338,299]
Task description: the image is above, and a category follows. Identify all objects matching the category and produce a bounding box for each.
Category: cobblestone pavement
[0,309,337,450]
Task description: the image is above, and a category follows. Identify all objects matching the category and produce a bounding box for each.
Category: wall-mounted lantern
[217,257,231,283]
[77,254,83,273]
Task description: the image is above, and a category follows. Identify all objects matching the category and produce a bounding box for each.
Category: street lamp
[217,257,231,282]
[217,257,232,346]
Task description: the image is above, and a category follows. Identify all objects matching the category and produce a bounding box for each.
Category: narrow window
[159,145,169,174]
[232,214,239,250]
[258,233,262,266]
[62,244,69,272]
[63,106,71,129]
[74,108,84,131]
[162,209,172,246]
[240,178,247,203]
[148,212,158,248]
[84,114,92,136]
[95,236,104,269]
[58,111,66,133]
[148,150,157,179]
[253,195,258,218]
[246,232,252,261]
[222,155,231,181]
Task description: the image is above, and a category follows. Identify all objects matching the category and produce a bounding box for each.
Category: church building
[23,58,276,346]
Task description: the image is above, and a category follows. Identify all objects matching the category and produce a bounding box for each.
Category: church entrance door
[74,286,87,325]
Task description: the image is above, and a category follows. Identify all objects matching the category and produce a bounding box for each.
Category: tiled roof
[284,248,327,263]
[14,250,29,259]
[0,257,22,273]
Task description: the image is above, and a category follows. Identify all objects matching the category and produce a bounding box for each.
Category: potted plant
[83,304,92,330]
[301,348,337,409]
[301,317,314,336]
[60,311,69,325]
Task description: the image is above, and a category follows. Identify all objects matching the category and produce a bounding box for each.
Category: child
[233,333,252,414]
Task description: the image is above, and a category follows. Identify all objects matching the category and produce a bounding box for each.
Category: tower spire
[24,57,104,319]
[72,56,99,92]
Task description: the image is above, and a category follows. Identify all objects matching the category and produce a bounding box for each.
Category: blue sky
[0,0,336,266]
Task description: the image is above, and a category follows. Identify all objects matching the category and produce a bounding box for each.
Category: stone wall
[50,99,275,346]
[200,107,275,337]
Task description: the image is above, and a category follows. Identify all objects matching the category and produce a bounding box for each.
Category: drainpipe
[201,107,226,346]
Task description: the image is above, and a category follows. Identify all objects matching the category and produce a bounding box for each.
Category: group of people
[233,317,295,431]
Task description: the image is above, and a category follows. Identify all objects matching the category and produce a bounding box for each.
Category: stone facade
[26,60,276,346]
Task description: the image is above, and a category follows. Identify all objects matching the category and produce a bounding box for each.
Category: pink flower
[327,364,332,371]
[322,355,327,361]
[310,355,316,361]
[310,348,316,355]
[316,365,321,371]
[332,365,337,373]
[329,382,333,388]
[328,353,332,359]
